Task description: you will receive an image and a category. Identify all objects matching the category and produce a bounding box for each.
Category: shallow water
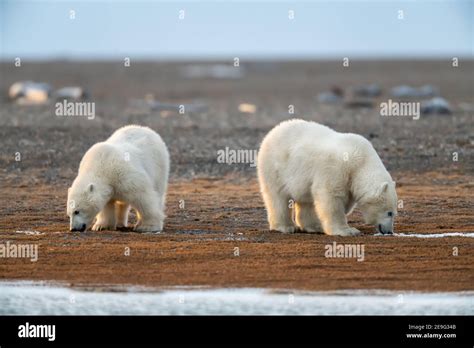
[0,281,472,315]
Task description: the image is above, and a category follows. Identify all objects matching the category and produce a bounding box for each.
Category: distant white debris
[238,103,257,114]
[420,97,452,115]
[317,86,344,103]
[318,92,342,103]
[15,230,44,235]
[54,87,87,100]
[9,82,89,105]
[391,85,438,98]
[180,64,245,79]
[353,84,382,98]
[9,81,51,105]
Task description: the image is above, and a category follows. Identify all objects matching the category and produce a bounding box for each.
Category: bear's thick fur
[257,119,397,236]
[67,125,169,232]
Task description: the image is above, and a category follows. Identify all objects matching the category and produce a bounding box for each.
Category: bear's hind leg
[115,202,131,229]
[261,187,295,233]
[314,191,360,236]
[295,202,322,233]
[92,201,117,231]
[132,192,165,233]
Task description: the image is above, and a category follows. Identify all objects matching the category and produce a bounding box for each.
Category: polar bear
[67,125,169,232]
[257,119,397,236]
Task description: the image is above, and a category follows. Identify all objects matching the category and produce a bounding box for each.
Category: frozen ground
[0,281,472,315]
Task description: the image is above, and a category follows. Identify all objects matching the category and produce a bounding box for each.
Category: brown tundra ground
[0,60,473,291]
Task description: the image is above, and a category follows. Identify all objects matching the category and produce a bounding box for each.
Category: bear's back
[107,125,159,146]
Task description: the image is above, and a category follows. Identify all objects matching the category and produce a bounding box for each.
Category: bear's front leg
[92,201,117,231]
[261,187,295,233]
[314,192,360,236]
[132,192,165,233]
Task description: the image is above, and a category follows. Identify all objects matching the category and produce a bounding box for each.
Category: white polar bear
[67,125,169,232]
[257,119,397,236]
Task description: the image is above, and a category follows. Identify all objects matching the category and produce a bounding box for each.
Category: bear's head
[358,181,397,234]
[67,179,112,232]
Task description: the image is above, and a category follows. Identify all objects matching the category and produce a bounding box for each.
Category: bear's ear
[88,183,94,193]
[380,182,389,194]
[67,187,71,193]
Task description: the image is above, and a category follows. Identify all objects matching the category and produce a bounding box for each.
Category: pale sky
[1,0,472,60]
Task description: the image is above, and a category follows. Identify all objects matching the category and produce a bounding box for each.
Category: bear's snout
[378,224,393,235]
[70,223,86,232]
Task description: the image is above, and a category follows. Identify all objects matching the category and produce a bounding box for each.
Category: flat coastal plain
[0,60,473,291]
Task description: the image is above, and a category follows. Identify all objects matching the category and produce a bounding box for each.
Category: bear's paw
[134,224,163,233]
[330,227,361,237]
[91,223,115,231]
[272,225,296,234]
